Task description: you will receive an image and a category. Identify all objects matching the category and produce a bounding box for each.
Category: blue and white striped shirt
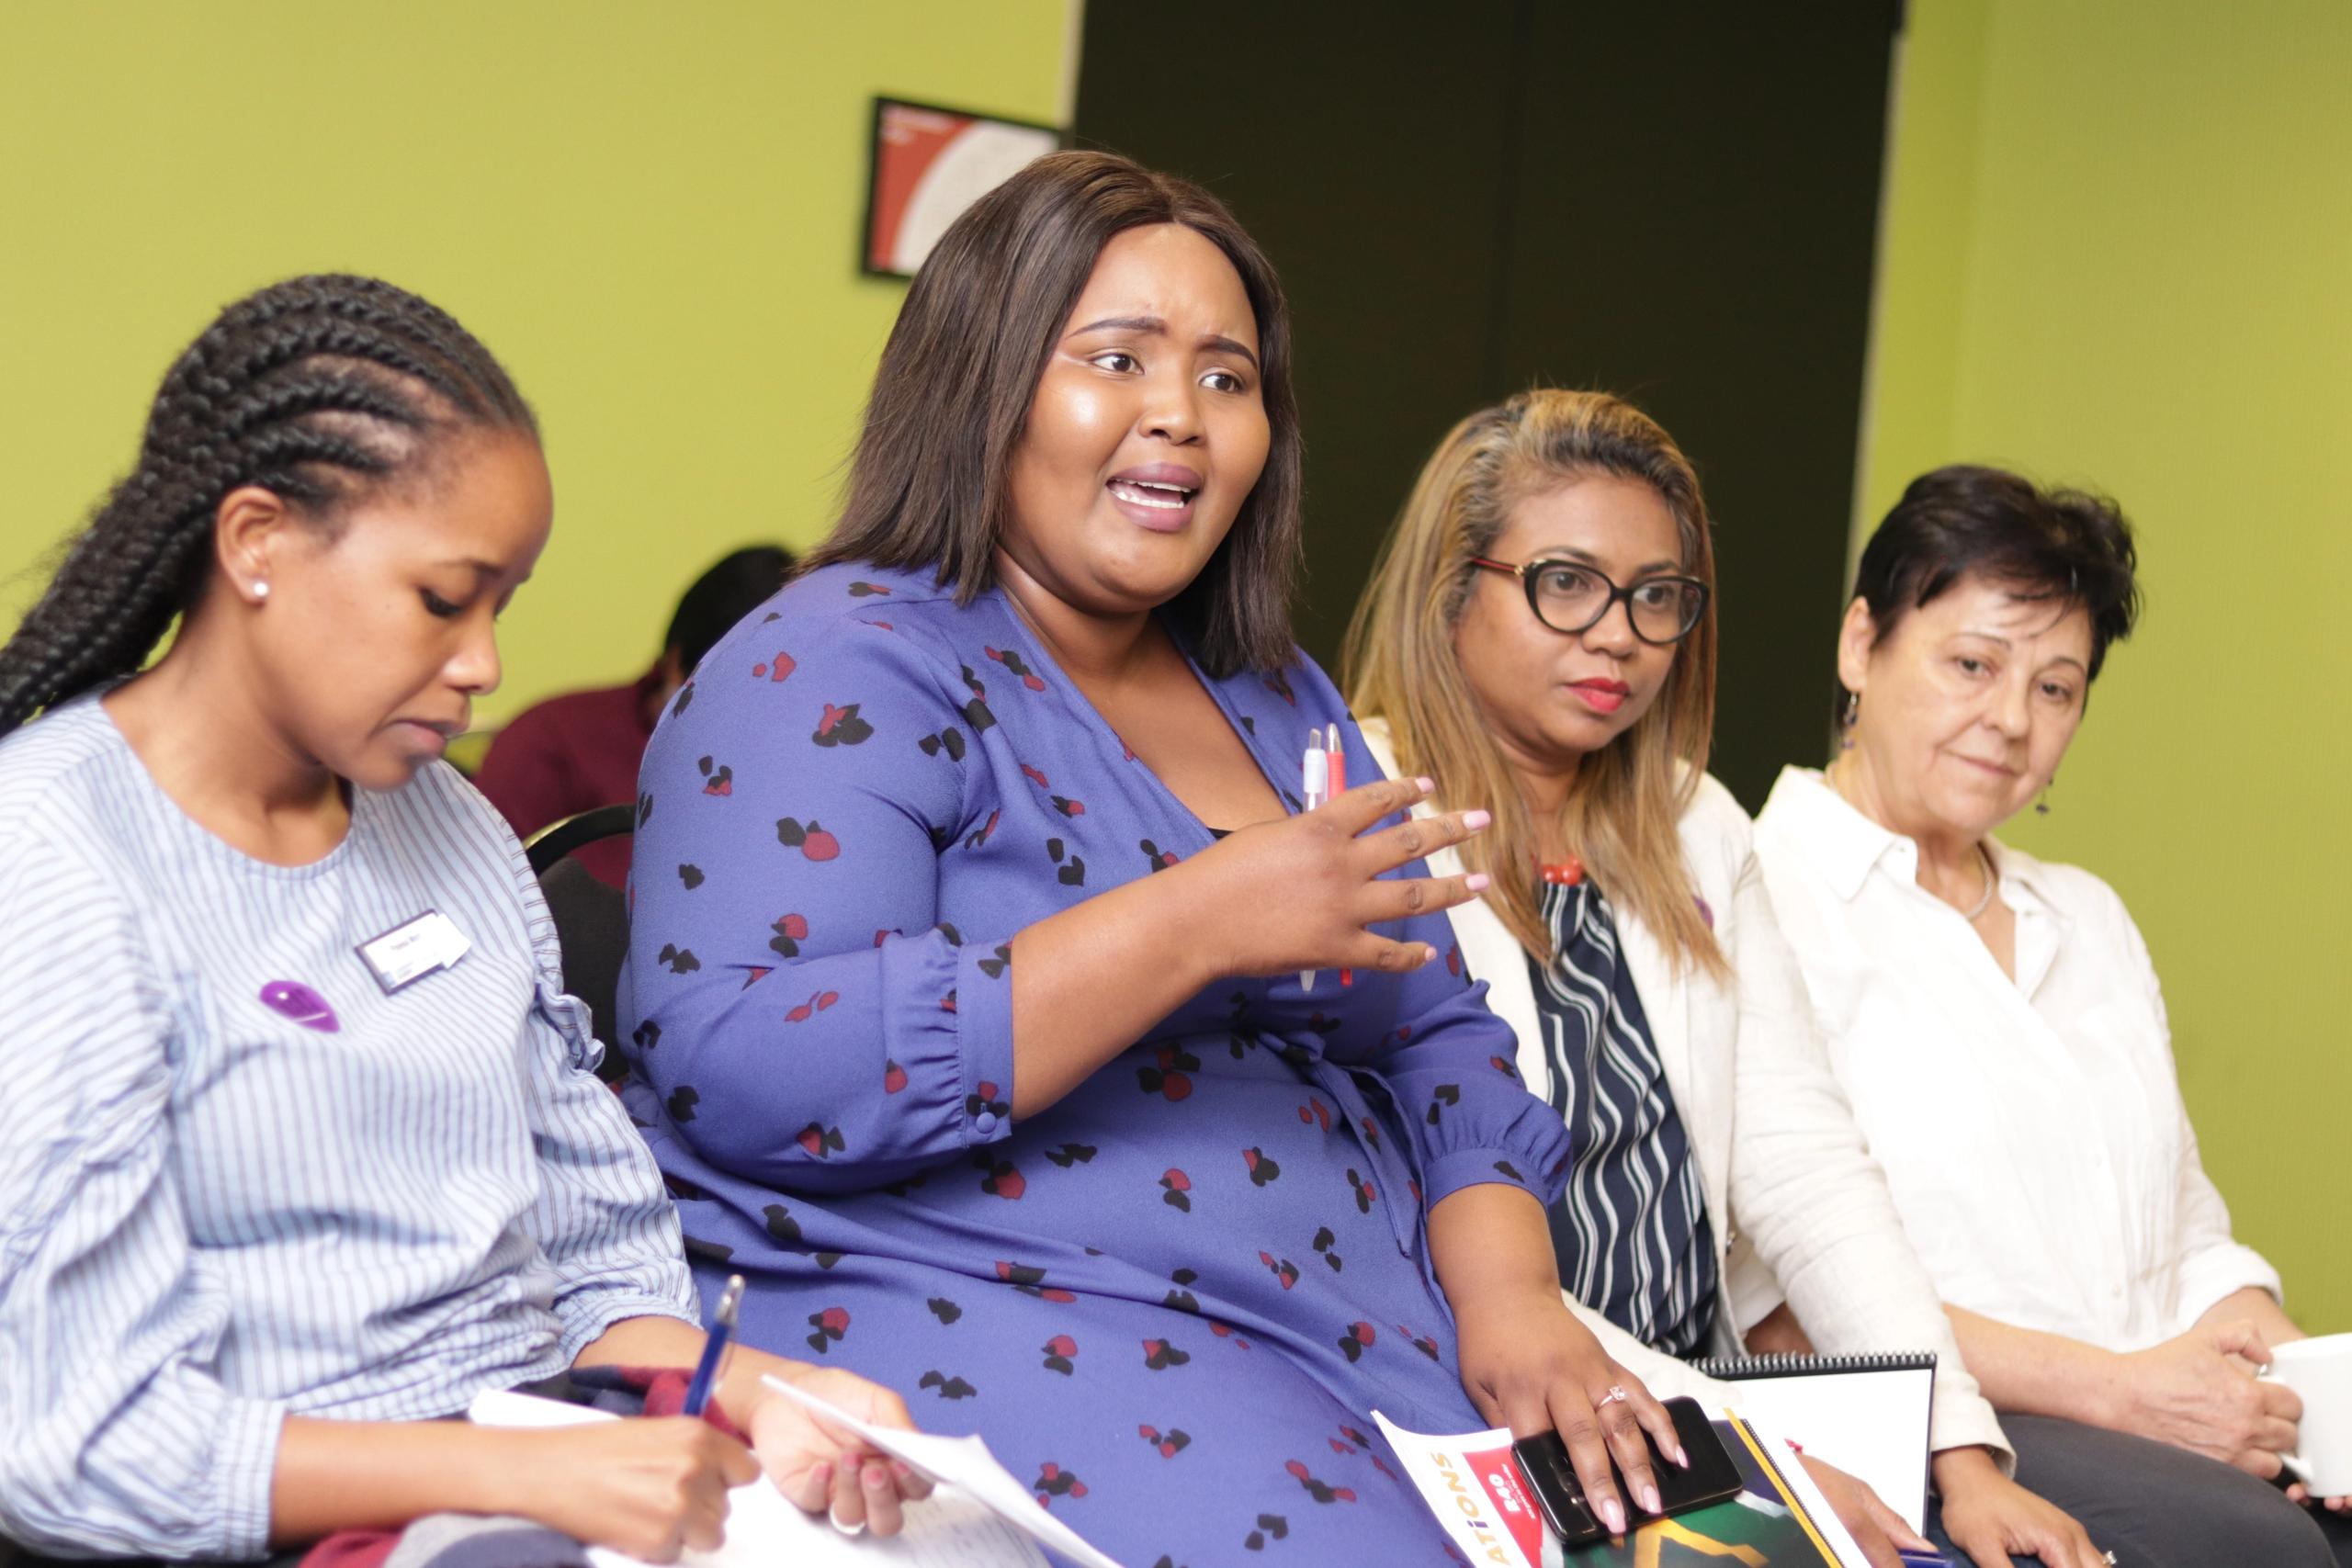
[0,695,696,1561]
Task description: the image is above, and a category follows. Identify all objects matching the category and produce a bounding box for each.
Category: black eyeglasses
[1468,556,1710,645]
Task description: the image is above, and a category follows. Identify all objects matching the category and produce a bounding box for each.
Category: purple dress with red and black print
[617,561,1572,1566]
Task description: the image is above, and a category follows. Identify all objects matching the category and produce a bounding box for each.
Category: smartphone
[1510,1394,1745,1544]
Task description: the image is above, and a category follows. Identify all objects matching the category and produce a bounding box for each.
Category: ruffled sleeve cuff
[872,929,1017,1156]
[1419,1143,1565,1214]
[556,1289,701,1368]
[949,939,1017,1146]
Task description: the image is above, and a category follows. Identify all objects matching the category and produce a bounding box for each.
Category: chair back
[526,806,637,1084]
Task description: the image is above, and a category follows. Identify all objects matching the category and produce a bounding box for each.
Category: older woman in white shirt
[1346,391,2106,1568]
[1754,464,2349,1566]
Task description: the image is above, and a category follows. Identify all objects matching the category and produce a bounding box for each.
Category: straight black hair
[806,151,1303,678]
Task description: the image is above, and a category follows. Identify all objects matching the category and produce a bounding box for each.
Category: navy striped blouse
[1526,874,1718,1358]
[0,695,695,1561]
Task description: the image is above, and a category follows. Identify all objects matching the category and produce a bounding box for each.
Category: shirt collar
[1768,765,2067,920]
[1983,834,2062,919]
[1763,766,1915,901]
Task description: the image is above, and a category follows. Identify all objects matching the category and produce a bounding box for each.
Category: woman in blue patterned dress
[621,153,1686,1566]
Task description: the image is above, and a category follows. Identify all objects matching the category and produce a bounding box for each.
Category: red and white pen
[1325,724,1352,987]
[1300,731,1329,992]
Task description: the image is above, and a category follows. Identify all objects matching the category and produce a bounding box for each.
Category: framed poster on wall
[863,96,1062,279]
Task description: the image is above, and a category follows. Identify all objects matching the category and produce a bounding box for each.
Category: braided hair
[0,274,536,737]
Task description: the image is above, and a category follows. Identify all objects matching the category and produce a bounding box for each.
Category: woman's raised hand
[1184,775,1492,979]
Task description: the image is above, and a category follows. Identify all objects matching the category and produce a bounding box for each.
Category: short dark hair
[1841,464,2141,721]
[665,545,796,673]
[0,275,535,737]
[807,150,1303,678]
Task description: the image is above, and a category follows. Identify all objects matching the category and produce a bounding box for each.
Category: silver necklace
[1961,843,1996,921]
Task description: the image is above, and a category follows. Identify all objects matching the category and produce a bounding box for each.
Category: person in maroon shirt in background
[476,545,793,886]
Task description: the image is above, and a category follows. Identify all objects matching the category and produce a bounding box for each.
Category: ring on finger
[1597,1384,1630,1407]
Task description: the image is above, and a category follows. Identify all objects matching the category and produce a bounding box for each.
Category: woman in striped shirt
[0,276,923,1562]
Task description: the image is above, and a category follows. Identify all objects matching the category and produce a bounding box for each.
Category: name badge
[356,910,472,994]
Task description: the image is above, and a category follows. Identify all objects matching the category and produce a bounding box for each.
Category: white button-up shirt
[1752,766,2279,1352]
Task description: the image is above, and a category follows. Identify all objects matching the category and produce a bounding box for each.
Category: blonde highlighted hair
[1342,389,1724,977]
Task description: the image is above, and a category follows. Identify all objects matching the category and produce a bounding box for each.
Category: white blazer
[1362,720,2007,1458]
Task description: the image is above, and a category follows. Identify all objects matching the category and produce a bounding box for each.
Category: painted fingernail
[890,1461,915,1483]
[1602,1497,1626,1535]
[811,1461,833,1490]
[865,1461,889,1488]
[1464,873,1491,892]
[1675,1443,1691,1468]
[1423,945,1440,964]
[1415,776,1436,793]
[1462,809,1492,830]
[1641,1483,1661,1515]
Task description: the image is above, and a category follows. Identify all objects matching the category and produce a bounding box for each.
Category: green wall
[6,0,2337,1331]
[0,0,1069,728]
[1865,1,2351,1330]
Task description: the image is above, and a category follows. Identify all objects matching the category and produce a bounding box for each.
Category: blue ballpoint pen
[683,1273,745,1417]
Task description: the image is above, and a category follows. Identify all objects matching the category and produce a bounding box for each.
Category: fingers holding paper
[745,1361,933,1537]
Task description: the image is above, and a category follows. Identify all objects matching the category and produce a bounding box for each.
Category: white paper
[759,1373,1125,1568]
[1716,1364,1935,1532]
[1740,1414,1876,1568]
[466,1389,1055,1568]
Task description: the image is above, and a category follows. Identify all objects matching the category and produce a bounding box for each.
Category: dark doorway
[1074,2,1899,807]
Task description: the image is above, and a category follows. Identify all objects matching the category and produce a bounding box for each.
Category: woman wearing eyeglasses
[1346,389,2105,1568]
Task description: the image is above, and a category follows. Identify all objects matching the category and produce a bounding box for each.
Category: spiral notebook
[1687,1351,1937,1534]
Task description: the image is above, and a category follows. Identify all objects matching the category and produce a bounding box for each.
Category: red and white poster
[865,97,1060,278]
[1375,1411,1563,1567]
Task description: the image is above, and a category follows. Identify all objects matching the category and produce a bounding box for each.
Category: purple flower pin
[260,980,340,1032]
